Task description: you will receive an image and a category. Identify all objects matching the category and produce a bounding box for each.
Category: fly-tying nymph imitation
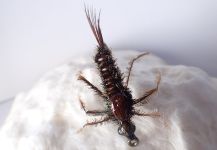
[78,7,161,147]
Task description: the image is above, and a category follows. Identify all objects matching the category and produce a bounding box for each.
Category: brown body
[94,46,133,122]
[111,94,129,121]
[78,7,161,147]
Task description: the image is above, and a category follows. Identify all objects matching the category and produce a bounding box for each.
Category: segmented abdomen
[95,47,124,98]
[84,8,132,100]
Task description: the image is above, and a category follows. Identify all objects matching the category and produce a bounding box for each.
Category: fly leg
[133,111,160,117]
[78,74,107,99]
[133,73,161,105]
[79,98,108,116]
[83,116,111,128]
[125,52,149,87]
[77,115,111,133]
[78,98,111,133]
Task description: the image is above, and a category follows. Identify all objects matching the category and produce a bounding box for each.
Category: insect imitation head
[118,121,139,146]
[110,94,129,121]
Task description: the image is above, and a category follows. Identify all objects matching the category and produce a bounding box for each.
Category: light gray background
[1,0,217,102]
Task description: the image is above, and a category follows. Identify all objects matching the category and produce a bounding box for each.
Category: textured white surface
[0,50,217,150]
[0,99,13,128]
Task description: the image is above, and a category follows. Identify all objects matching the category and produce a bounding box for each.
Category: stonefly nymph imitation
[78,7,161,147]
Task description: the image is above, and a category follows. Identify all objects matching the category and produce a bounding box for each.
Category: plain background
[1,0,217,102]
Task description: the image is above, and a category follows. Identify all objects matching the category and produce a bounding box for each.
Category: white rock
[0,50,217,150]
